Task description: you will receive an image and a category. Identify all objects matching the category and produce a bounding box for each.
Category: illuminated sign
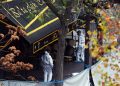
[33,30,59,54]
[1,0,60,43]
[1,0,61,53]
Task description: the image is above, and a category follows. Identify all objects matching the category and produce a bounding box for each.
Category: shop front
[0,0,62,80]
[1,0,61,55]
[0,0,80,81]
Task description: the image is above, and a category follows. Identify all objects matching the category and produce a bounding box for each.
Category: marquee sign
[1,0,61,53]
[33,30,58,54]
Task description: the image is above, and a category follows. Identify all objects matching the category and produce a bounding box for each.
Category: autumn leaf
[11,35,19,40]
[9,46,16,51]
[87,30,92,36]
[91,51,99,58]
[103,63,108,68]
[84,44,88,48]
[0,14,5,20]
[6,25,17,31]
[0,33,5,38]
[99,57,108,62]
[114,73,120,80]
[17,26,27,36]
[93,30,97,35]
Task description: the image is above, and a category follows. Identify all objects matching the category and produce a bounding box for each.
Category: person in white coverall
[76,30,85,62]
[41,51,53,82]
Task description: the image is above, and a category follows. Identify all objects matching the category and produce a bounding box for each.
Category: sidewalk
[63,62,84,79]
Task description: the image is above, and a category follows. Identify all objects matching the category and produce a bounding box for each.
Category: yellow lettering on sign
[26,3,32,13]
[20,7,28,14]
[3,7,24,27]
[30,3,38,13]
[31,2,38,8]
[16,6,23,16]
[9,8,20,18]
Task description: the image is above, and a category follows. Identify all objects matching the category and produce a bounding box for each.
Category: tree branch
[64,0,77,24]
[43,0,62,19]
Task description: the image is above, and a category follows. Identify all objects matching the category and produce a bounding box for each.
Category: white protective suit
[41,51,53,82]
[76,32,85,62]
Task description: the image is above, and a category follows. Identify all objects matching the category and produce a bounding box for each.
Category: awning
[1,0,61,44]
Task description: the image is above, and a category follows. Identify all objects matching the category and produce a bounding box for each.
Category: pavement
[27,60,84,81]
[63,61,84,79]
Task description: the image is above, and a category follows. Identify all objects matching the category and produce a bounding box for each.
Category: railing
[0,80,55,86]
